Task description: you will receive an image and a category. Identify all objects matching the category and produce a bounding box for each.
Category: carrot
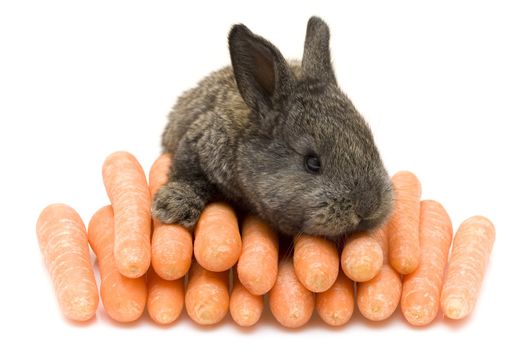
[229,268,264,327]
[151,225,193,280]
[237,215,279,295]
[401,200,453,326]
[146,268,184,325]
[387,171,422,274]
[441,216,495,320]
[357,265,402,321]
[357,222,402,321]
[193,202,242,272]
[102,151,151,278]
[185,260,229,325]
[341,231,383,282]
[36,204,99,321]
[293,234,339,292]
[316,271,355,326]
[88,206,147,323]
[269,259,315,328]
[149,153,193,280]
[369,226,389,261]
[148,153,172,197]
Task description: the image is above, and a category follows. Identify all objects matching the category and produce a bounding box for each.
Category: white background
[1,0,524,349]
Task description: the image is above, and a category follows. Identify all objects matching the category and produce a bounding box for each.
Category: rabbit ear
[229,24,294,114]
[302,16,336,83]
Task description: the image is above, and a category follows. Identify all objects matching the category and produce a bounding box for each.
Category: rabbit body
[153,17,393,238]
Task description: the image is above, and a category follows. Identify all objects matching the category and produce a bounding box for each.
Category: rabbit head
[229,17,393,238]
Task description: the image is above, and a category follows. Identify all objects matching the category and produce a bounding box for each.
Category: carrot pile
[36,151,496,328]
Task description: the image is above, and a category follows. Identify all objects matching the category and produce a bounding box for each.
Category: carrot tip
[153,267,182,281]
[393,257,419,275]
[153,310,177,325]
[115,249,150,277]
[404,307,432,326]
[289,308,306,321]
[305,272,332,293]
[326,312,345,325]
[371,305,382,313]
[195,304,219,325]
[117,263,147,278]
[211,246,238,262]
[65,296,97,321]
[347,264,379,282]
[234,309,259,327]
[443,297,469,320]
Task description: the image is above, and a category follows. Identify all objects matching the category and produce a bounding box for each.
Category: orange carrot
[229,269,264,327]
[441,216,495,320]
[237,215,279,295]
[293,234,339,292]
[357,222,402,321]
[148,153,172,197]
[401,200,453,326]
[193,202,242,272]
[341,232,383,282]
[269,259,315,328]
[316,271,355,326]
[387,171,422,274]
[149,153,193,280]
[36,204,99,321]
[185,260,229,325]
[369,226,389,261]
[357,265,402,321]
[88,206,147,323]
[146,268,184,325]
[102,151,151,278]
[151,224,193,280]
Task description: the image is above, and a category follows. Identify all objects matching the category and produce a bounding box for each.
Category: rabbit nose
[354,196,375,220]
[349,211,361,227]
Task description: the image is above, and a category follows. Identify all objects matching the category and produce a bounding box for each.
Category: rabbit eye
[304,154,321,174]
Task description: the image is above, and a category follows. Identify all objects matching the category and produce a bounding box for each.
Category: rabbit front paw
[152,181,205,228]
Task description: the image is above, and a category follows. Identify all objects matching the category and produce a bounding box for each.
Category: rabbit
[152,16,393,239]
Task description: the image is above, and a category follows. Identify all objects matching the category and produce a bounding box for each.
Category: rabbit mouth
[300,211,361,238]
[299,208,391,238]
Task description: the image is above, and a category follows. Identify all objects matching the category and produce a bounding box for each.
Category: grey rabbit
[152,16,393,239]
